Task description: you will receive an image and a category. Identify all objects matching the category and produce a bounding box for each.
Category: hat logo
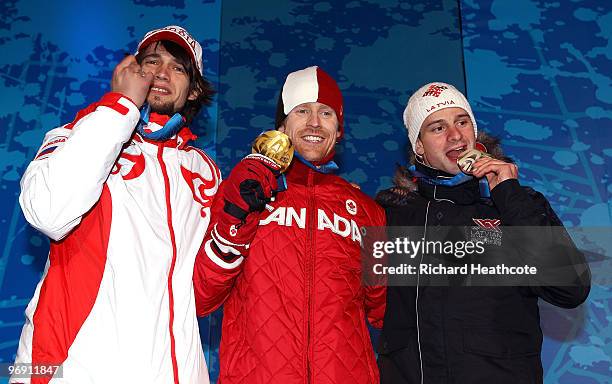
[147,26,196,50]
[425,99,455,113]
[346,199,357,215]
[422,84,448,97]
[163,26,196,48]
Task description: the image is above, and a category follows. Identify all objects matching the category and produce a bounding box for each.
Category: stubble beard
[148,95,177,116]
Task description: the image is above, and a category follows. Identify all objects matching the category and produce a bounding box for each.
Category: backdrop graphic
[0,1,610,383]
[216,0,465,189]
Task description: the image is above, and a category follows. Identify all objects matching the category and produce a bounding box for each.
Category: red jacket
[194,159,386,383]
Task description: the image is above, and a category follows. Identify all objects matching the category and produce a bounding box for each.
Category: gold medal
[457,148,492,174]
[252,130,294,172]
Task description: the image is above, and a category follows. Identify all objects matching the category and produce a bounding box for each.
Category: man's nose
[307,111,320,127]
[447,125,463,141]
[153,64,170,81]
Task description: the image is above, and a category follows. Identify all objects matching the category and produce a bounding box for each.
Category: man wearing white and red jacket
[194,66,386,383]
[12,26,220,384]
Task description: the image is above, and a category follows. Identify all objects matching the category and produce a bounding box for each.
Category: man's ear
[415,138,425,156]
[187,89,199,101]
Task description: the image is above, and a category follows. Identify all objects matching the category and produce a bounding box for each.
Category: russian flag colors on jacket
[13,92,220,384]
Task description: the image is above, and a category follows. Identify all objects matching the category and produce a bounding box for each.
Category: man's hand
[223,154,280,219]
[471,157,518,190]
[111,55,153,108]
[209,154,280,260]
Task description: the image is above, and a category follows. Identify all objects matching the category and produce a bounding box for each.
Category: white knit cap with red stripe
[136,25,203,75]
[403,82,477,151]
[281,66,344,137]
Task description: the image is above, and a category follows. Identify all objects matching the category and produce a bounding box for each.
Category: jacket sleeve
[19,93,139,241]
[193,181,244,317]
[491,179,591,308]
[364,204,387,329]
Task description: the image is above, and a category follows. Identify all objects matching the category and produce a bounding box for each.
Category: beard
[148,95,177,116]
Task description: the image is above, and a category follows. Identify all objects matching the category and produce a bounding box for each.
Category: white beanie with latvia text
[403,82,477,152]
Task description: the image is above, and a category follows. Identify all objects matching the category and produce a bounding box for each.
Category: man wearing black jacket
[376,82,590,384]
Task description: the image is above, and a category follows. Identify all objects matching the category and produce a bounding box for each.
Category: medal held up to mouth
[457,148,492,174]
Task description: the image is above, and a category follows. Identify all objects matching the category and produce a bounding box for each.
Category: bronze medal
[457,148,492,174]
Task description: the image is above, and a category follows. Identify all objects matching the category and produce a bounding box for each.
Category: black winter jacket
[375,134,590,384]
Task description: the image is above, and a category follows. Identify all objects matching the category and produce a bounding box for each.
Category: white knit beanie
[403,82,477,152]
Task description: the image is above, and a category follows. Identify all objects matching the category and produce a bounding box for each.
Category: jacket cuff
[99,92,140,115]
[204,239,244,270]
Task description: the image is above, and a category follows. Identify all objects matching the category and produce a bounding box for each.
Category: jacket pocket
[463,327,540,358]
[377,329,418,355]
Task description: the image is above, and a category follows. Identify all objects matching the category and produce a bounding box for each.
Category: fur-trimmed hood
[376,132,511,206]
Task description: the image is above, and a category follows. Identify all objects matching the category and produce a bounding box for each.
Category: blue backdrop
[0,1,610,383]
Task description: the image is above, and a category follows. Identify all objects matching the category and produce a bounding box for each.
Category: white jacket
[12,92,220,384]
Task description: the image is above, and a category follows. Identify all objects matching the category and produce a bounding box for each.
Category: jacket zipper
[305,169,315,383]
[415,200,432,384]
[157,145,180,384]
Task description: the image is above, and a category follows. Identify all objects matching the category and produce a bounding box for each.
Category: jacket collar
[414,161,481,205]
[134,125,197,149]
[293,152,339,174]
[284,157,333,186]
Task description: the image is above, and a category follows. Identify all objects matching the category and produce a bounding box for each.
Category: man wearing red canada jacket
[193,66,386,383]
